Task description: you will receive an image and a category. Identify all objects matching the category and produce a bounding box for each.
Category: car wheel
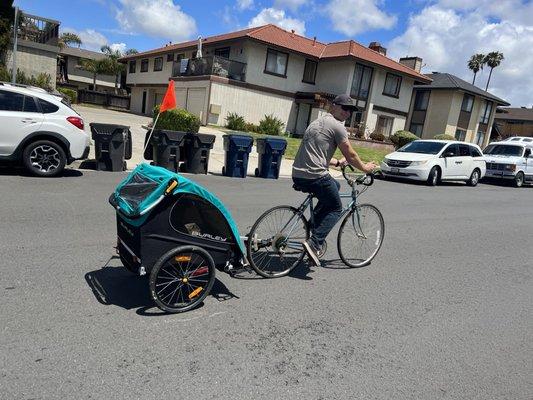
[467,169,480,187]
[426,166,439,186]
[514,171,524,188]
[22,140,66,177]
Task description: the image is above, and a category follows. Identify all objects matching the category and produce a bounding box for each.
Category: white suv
[380,140,486,186]
[483,141,533,187]
[0,83,90,176]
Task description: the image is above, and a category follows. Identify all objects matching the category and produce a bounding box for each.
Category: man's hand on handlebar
[338,157,378,174]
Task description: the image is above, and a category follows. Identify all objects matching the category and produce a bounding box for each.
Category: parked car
[501,136,533,144]
[380,140,486,186]
[483,141,533,187]
[0,82,89,177]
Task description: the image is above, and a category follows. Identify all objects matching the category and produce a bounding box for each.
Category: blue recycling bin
[255,137,287,179]
[222,134,254,178]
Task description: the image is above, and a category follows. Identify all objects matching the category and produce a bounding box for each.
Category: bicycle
[246,166,384,278]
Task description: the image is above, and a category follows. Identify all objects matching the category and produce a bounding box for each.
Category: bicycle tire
[149,246,216,313]
[337,204,384,268]
[247,205,310,278]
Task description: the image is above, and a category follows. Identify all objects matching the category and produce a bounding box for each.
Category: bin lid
[155,129,188,143]
[256,137,287,151]
[223,134,254,147]
[112,163,245,256]
[192,133,216,145]
[90,123,130,140]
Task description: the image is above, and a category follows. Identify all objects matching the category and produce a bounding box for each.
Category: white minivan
[380,140,486,186]
[483,141,533,187]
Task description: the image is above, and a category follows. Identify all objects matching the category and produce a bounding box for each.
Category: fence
[78,89,130,110]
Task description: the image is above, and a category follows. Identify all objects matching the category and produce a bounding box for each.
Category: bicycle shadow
[85,256,240,316]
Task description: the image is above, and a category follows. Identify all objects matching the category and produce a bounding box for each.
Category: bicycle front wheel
[337,204,384,268]
[247,206,310,278]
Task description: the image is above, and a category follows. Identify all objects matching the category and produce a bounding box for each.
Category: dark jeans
[293,174,342,248]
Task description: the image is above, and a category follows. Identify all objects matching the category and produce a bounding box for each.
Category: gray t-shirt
[292,113,348,179]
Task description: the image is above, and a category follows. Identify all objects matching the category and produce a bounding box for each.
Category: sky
[14,0,533,107]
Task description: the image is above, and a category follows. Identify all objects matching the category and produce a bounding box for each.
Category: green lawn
[219,127,390,163]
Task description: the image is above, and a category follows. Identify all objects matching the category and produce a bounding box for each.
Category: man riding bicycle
[292,94,378,266]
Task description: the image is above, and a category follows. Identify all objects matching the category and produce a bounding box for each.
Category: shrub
[244,122,260,133]
[369,131,385,142]
[57,87,77,104]
[0,64,10,81]
[390,130,419,148]
[433,134,455,141]
[225,112,246,131]
[258,114,284,136]
[152,105,200,133]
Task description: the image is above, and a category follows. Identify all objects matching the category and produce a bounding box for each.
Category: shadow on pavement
[0,165,83,177]
[85,256,240,316]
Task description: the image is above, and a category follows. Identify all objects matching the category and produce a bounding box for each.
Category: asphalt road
[1,168,532,400]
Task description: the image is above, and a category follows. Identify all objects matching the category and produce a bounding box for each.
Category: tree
[0,0,15,64]
[484,51,504,91]
[467,53,485,85]
[79,58,109,91]
[59,32,82,49]
[101,45,137,93]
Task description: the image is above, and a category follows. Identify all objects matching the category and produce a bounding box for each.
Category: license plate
[391,168,400,173]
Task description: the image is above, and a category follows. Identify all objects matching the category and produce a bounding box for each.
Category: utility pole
[11,6,18,83]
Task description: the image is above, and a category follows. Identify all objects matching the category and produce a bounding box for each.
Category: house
[3,12,60,89]
[57,47,116,91]
[120,24,431,137]
[493,107,533,139]
[406,72,510,148]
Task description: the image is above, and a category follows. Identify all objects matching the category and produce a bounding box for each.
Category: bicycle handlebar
[341,165,375,186]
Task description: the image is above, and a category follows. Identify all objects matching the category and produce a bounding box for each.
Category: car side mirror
[525,149,531,158]
[442,151,454,158]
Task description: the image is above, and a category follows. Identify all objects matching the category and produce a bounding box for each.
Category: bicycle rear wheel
[337,204,384,268]
[247,206,310,278]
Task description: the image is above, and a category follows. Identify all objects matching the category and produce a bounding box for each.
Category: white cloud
[61,27,108,52]
[388,3,533,107]
[248,8,306,34]
[110,43,127,54]
[325,0,397,36]
[273,0,309,12]
[237,0,254,10]
[115,0,197,42]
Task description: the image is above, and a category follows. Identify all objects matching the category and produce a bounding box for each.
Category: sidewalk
[74,105,342,178]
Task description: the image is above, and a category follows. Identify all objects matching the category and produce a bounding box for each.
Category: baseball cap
[332,94,359,111]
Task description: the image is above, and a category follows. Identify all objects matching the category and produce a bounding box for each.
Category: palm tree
[79,58,108,91]
[484,51,504,91]
[101,46,138,93]
[467,53,485,85]
[58,32,82,49]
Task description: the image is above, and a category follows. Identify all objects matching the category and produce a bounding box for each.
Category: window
[23,96,38,112]
[302,59,317,84]
[458,144,470,156]
[376,115,394,137]
[169,193,235,244]
[38,99,59,114]
[455,129,466,141]
[214,47,230,59]
[474,131,485,146]
[470,146,482,157]
[264,48,288,77]
[153,57,163,71]
[128,60,136,73]
[0,90,24,111]
[176,53,185,62]
[479,100,493,124]
[383,73,402,97]
[350,63,373,99]
[166,53,174,62]
[461,94,474,112]
[140,59,148,72]
[414,90,429,111]
[444,144,458,156]
[409,123,424,137]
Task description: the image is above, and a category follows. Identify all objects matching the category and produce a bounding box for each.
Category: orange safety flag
[159,80,177,113]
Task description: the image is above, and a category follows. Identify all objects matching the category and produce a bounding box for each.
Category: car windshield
[397,141,447,154]
[484,144,523,157]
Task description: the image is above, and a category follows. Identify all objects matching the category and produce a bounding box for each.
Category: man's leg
[309,175,342,248]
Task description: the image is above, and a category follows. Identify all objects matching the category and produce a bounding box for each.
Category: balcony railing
[16,13,60,46]
[172,56,246,82]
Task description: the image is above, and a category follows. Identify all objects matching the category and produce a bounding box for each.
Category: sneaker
[302,240,320,266]
[316,241,327,259]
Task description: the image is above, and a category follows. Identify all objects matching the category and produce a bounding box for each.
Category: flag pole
[143,112,161,159]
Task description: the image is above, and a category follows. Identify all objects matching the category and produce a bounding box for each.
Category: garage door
[186,88,206,122]
[175,89,187,109]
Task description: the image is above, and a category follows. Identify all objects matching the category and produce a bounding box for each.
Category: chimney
[291,29,295,37]
[312,36,316,46]
[399,57,423,73]
[369,41,386,56]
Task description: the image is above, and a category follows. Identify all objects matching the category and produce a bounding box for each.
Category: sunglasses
[340,105,355,112]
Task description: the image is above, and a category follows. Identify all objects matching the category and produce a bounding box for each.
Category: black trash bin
[90,123,131,171]
[222,134,253,178]
[150,130,187,172]
[182,133,216,174]
[255,137,287,179]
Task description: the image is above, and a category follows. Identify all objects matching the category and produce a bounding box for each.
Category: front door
[441,144,461,179]
[141,91,147,114]
[295,103,311,136]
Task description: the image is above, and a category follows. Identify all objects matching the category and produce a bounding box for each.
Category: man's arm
[337,139,377,173]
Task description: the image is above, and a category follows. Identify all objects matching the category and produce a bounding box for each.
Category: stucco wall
[422,90,453,138]
[367,69,415,113]
[65,55,115,89]
[6,42,58,89]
